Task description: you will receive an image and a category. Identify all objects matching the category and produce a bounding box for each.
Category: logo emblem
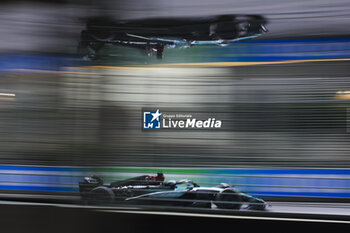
[143,109,162,129]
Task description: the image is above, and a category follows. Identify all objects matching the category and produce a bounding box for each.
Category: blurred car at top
[78,14,268,60]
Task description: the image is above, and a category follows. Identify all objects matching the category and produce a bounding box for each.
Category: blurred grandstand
[1,58,350,168]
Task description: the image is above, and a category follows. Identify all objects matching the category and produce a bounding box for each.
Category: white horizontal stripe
[101,209,350,224]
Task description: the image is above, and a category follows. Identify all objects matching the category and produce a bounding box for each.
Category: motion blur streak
[1,165,350,199]
[1,61,350,167]
[0,165,86,192]
[1,1,350,232]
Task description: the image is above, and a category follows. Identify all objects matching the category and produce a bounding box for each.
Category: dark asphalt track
[0,200,349,233]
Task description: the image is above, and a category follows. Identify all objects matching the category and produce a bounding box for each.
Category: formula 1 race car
[78,14,268,60]
[79,173,269,211]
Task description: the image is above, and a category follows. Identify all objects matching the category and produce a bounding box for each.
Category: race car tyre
[88,186,115,205]
[214,188,242,210]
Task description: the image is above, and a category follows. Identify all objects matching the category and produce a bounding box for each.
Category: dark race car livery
[79,173,269,211]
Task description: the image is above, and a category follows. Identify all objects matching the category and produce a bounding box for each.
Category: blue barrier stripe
[2,38,350,70]
[209,54,350,62]
[0,53,79,71]
[250,191,350,198]
[0,174,83,183]
[0,166,86,192]
[0,185,78,192]
[0,166,350,196]
[0,165,83,172]
[241,37,350,44]
[203,168,350,176]
[196,37,350,63]
[205,44,350,53]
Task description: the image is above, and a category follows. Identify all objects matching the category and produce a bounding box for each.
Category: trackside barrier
[0,166,348,198]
